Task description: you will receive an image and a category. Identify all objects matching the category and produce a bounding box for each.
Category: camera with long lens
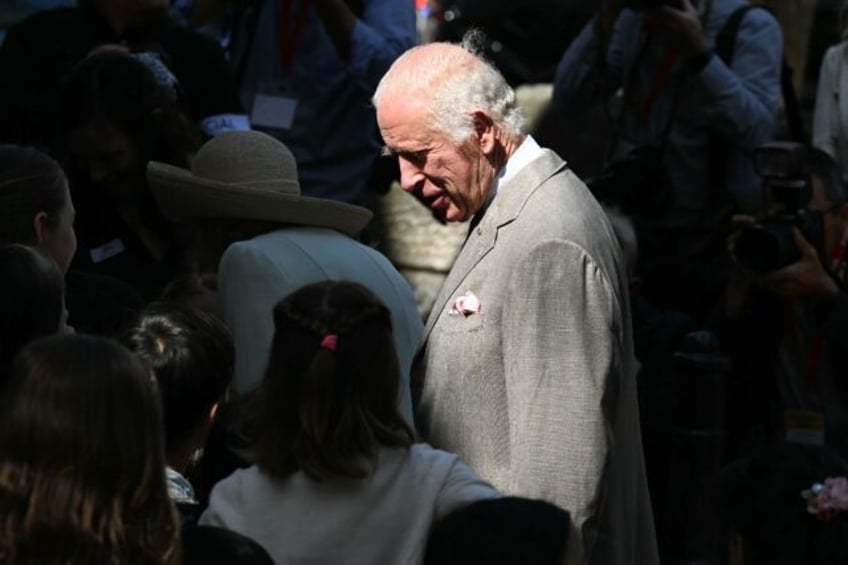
[733,142,825,274]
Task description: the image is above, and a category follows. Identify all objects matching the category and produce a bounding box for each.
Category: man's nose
[398,159,423,193]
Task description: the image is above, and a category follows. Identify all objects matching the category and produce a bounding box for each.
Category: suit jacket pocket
[438,312,486,334]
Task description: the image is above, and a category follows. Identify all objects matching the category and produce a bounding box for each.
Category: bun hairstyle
[253,281,414,482]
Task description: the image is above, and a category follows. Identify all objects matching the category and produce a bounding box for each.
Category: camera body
[734,142,825,274]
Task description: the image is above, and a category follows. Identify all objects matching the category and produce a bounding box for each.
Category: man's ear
[471,111,496,155]
[32,211,50,245]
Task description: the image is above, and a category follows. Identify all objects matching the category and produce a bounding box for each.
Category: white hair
[373,31,524,145]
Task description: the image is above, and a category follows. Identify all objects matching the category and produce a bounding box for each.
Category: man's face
[377,98,491,223]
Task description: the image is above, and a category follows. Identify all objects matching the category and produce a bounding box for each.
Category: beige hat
[147,130,372,237]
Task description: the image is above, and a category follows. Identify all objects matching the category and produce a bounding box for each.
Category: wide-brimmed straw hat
[147,130,372,237]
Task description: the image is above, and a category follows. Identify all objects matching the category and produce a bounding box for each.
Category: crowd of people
[1,0,848,564]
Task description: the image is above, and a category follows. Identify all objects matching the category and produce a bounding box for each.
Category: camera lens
[734,221,800,274]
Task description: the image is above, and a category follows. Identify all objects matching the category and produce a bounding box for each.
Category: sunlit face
[65,122,145,203]
[377,97,492,223]
[39,186,78,273]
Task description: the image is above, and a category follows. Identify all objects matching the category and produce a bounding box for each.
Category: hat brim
[147,161,373,238]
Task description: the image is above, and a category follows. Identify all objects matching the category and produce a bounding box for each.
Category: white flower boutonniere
[450,290,481,317]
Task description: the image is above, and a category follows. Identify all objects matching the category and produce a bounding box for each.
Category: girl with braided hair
[200,281,500,564]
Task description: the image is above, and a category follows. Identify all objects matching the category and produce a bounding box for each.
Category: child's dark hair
[254,281,414,481]
[424,497,572,565]
[0,244,64,381]
[717,442,848,565]
[0,145,68,246]
[123,302,234,454]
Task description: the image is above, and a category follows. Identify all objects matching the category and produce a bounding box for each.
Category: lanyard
[640,49,678,122]
[279,0,311,72]
[624,21,679,124]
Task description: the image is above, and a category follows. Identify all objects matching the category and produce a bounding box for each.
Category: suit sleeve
[501,239,620,535]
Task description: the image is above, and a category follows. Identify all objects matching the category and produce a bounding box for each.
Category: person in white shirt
[200,281,499,564]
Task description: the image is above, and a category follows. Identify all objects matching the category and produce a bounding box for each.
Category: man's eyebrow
[381,146,429,161]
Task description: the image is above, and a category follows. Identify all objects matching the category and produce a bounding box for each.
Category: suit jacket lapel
[421,149,568,343]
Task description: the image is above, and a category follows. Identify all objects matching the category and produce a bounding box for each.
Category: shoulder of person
[405,443,461,473]
[208,466,260,505]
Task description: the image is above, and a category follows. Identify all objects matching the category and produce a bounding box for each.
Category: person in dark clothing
[59,51,200,299]
[0,244,67,384]
[0,0,248,150]
[0,143,142,335]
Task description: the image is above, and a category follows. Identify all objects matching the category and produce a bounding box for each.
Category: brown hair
[254,281,414,481]
[0,335,180,564]
[0,145,69,245]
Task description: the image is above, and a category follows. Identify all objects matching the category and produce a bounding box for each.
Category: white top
[199,444,500,565]
[813,42,848,180]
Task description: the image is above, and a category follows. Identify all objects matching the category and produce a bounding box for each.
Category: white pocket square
[450,290,481,317]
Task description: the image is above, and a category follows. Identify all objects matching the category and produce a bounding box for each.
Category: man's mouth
[430,193,448,210]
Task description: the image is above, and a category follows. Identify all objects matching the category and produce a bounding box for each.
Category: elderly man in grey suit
[373,38,658,565]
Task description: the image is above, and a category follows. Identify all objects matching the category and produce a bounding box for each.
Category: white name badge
[89,238,126,264]
[250,94,298,130]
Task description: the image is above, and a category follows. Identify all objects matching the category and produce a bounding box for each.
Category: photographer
[725,146,848,461]
[552,0,782,324]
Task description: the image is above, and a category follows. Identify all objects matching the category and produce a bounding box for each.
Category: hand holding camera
[758,229,839,298]
[730,142,842,299]
[727,218,836,317]
[651,0,709,58]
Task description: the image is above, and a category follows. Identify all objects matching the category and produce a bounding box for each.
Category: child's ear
[33,211,50,245]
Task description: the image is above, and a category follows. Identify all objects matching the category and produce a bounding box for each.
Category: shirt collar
[489,135,545,199]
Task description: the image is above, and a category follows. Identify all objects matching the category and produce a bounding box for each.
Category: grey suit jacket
[413,150,658,565]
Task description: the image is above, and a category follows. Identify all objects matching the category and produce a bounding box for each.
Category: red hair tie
[320,333,338,352]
